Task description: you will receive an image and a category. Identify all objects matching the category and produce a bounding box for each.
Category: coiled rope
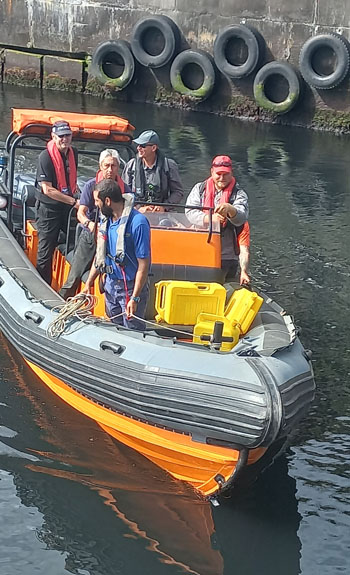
[47,294,98,339]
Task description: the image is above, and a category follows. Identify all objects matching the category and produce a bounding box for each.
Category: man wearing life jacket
[59,149,131,300]
[122,130,183,211]
[83,179,150,330]
[186,155,250,284]
[36,120,79,285]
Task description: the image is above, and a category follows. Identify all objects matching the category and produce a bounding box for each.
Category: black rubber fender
[299,33,350,89]
[170,49,216,100]
[253,61,301,114]
[131,15,179,68]
[213,24,265,79]
[90,40,135,89]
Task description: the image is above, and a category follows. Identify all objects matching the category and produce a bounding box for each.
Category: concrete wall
[2,1,349,55]
[1,0,350,129]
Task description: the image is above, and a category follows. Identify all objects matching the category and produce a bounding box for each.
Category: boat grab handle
[24,311,44,324]
[100,341,125,355]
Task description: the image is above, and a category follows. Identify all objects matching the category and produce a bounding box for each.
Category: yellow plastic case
[155,281,226,325]
[225,288,263,334]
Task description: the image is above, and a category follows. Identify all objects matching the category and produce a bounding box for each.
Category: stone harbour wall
[1,0,350,131]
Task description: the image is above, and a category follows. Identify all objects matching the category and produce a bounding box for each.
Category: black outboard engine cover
[12,174,37,229]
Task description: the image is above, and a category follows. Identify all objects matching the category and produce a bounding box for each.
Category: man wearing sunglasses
[186,155,250,284]
[35,120,79,285]
[122,130,183,212]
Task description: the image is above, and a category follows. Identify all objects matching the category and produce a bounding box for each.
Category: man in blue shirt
[59,148,130,300]
[83,179,150,330]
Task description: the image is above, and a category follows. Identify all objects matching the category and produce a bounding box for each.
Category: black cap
[52,121,72,137]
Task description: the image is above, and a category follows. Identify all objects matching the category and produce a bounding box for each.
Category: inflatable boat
[0,110,315,498]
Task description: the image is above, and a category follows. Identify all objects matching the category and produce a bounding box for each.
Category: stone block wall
[1,0,350,129]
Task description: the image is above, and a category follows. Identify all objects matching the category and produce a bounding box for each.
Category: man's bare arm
[41,181,78,206]
[239,245,250,285]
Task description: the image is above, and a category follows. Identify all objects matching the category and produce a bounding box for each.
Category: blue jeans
[104,276,149,330]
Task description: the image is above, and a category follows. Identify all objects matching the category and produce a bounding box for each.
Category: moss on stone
[84,77,119,98]
[312,109,350,133]
[4,67,40,88]
[44,73,81,92]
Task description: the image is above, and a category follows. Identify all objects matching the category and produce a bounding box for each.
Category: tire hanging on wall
[213,24,265,79]
[253,61,301,114]
[170,49,216,100]
[299,33,350,89]
[131,15,179,68]
[90,40,135,89]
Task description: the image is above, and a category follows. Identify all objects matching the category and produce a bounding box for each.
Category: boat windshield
[144,211,221,233]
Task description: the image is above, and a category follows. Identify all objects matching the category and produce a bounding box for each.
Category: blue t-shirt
[80,177,131,221]
[105,209,151,281]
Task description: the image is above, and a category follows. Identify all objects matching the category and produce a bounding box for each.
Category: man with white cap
[122,129,183,211]
[36,120,79,285]
[186,155,250,283]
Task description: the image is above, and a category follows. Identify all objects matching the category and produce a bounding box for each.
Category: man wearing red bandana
[36,120,79,285]
[186,155,250,284]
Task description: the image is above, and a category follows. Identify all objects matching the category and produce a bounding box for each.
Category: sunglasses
[212,161,231,168]
[55,133,72,139]
[137,143,154,148]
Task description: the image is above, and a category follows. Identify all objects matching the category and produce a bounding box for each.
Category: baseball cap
[133,130,160,146]
[211,155,232,174]
[52,121,72,137]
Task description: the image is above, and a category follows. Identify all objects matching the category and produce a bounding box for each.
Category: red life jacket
[95,170,125,194]
[203,176,236,228]
[46,140,77,195]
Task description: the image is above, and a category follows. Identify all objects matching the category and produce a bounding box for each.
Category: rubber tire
[214,24,264,78]
[131,15,179,68]
[90,40,135,89]
[299,33,350,89]
[253,61,301,114]
[170,49,216,100]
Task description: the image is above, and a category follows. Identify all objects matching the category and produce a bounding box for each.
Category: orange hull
[25,359,266,497]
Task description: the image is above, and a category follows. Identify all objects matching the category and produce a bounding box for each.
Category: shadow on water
[0,336,302,575]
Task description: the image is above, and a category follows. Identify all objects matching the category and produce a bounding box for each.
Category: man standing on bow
[122,130,183,211]
[186,155,250,283]
[36,120,79,285]
[83,179,150,330]
[59,148,130,300]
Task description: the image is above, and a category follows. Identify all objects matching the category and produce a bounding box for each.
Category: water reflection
[0,337,222,575]
[0,335,304,575]
[213,456,301,575]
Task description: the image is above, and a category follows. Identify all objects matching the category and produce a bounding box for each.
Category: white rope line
[46,294,195,339]
[131,314,193,337]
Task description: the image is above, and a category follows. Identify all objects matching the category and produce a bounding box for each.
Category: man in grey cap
[35,120,79,285]
[122,130,183,212]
